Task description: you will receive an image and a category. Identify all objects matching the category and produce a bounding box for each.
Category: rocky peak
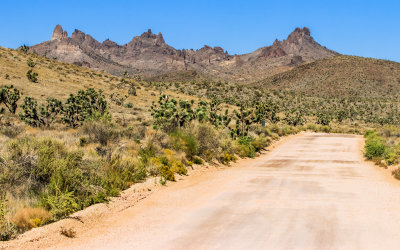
[286,27,312,44]
[51,25,68,41]
[71,29,86,43]
[128,29,166,47]
[156,32,165,44]
[140,29,158,39]
[102,39,119,48]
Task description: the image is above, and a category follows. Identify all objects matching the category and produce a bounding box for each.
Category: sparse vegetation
[0,43,400,241]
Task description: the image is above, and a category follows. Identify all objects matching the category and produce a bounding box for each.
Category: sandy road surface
[4,133,400,249]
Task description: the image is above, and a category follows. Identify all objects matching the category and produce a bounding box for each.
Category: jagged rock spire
[51,25,68,41]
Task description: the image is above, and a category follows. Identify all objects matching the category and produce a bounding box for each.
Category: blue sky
[0,0,399,62]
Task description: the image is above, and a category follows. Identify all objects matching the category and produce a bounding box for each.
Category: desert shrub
[316,111,331,126]
[0,124,23,138]
[41,191,80,219]
[121,125,146,141]
[18,44,29,53]
[109,93,127,106]
[63,88,109,128]
[60,227,76,238]
[159,164,175,181]
[19,96,41,127]
[100,155,146,197]
[26,70,38,83]
[82,120,119,146]
[253,126,273,137]
[284,110,304,126]
[170,129,198,159]
[372,157,387,168]
[219,152,236,165]
[3,137,67,194]
[250,136,271,152]
[0,197,17,241]
[19,97,63,127]
[124,102,134,108]
[192,156,203,165]
[393,167,400,180]
[39,98,64,126]
[163,149,187,176]
[196,124,220,161]
[306,123,318,132]
[231,105,254,137]
[139,142,157,165]
[26,58,36,68]
[0,85,21,114]
[150,95,195,132]
[364,131,386,160]
[12,207,51,231]
[235,136,256,158]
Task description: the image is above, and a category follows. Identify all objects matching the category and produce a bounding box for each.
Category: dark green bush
[0,85,21,114]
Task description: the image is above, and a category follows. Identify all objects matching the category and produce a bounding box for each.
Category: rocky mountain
[30,25,339,82]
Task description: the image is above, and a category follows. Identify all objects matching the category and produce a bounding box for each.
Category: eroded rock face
[51,25,68,41]
[31,26,339,81]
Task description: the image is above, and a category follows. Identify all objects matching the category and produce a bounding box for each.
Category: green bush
[0,85,21,114]
[235,136,256,158]
[19,97,63,127]
[41,191,80,219]
[150,95,195,132]
[364,132,386,160]
[63,88,109,128]
[250,136,271,152]
[170,129,198,159]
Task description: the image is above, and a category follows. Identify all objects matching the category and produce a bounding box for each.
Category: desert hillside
[254,55,400,98]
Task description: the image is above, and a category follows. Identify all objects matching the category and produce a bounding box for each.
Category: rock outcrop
[31,25,339,81]
[51,25,68,41]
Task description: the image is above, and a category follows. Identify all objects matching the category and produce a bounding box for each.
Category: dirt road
[4,133,400,249]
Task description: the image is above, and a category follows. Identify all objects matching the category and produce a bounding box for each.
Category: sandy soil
[3,132,400,249]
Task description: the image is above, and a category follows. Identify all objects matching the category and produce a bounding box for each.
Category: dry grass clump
[12,207,52,231]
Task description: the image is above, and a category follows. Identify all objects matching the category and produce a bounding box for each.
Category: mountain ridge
[30,25,339,81]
